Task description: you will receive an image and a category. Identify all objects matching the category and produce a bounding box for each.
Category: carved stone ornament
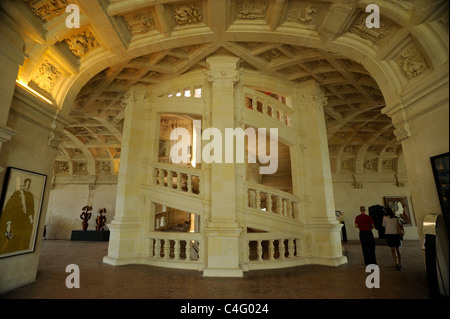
[393,122,411,141]
[173,4,203,25]
[287,5,318,24]
[121,85,149,108]
[55,161,69,174]
[31,59,62,95]
[299,90,328,113]
[237,0,268,20]
[206,69,242,89]
[123,11,156,34]
[48,131,63,149]
[65,31,99,58]
[26,0,68,21]
[350,14,392,44]
[395,43,429,79]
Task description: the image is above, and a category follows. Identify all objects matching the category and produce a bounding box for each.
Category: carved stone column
[295,80,347,266]
[203,54,244,277]
[104,85,151,265]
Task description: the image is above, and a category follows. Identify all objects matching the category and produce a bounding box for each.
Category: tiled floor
[1,239,430,300]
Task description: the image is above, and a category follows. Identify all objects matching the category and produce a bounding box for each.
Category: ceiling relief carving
[25,0,68,21]
[173,3,203,25]
[350,12,392,44]
[236,0,268,20]
[286,2,320,24]
[395,43,429,79]
[64,30,99,58]
[122,10,156,34]
[4,0,446,184]
[30,59,62,95]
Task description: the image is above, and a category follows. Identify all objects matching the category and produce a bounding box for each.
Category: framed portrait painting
[0,167,47,258]
[384,196,412,226]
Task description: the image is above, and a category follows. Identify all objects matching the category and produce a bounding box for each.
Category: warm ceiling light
[15,80,54,106]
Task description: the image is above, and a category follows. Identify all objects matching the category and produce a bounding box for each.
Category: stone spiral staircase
[139,83,324,272]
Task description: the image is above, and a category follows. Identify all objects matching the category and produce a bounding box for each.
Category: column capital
[296,80,328,113]
[121,84,149,109]
[206,55,241,90]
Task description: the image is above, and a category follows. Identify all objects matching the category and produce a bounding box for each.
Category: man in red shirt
[355,206,377,265]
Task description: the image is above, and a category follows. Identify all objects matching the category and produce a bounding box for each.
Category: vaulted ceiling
[2,0,447,185]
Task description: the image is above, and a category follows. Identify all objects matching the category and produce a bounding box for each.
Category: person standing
[355,206,377,265]
[382,207,403,270]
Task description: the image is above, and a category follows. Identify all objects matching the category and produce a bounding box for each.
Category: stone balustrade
[248,237,300,262]
[148,232,202,262]
[153,162,201,195]
[243,87,293,128]
[246,182,300,220]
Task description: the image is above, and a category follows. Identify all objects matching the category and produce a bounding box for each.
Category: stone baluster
[155,239,161,258]
[266,194,272,213]
[286,200,293,218]
[262,102,268,115]
[249,189,256,208]
[252,94,257,110]
[164,240,170,259]
[176,171,182,190]
[174,240,180,260]
[257,240,263,261]
[288,239,295,258]
[280,111,286,124]
[160,168,165,186]
[279,240,286,259]
[187,173,192,193]
[255,190,261,209]
[276,196,283,215]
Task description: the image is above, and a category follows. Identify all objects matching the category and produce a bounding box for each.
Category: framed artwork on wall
[384,196,412,226]
[430,152,449,238]
[0,167,47,259]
